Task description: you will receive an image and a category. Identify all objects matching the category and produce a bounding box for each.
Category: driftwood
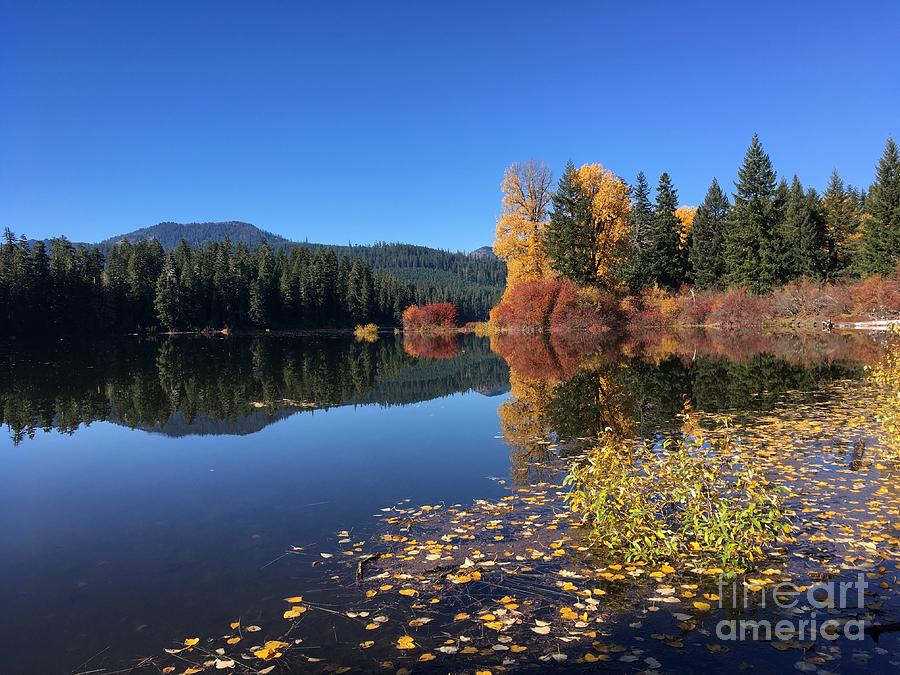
[356,553,382,581]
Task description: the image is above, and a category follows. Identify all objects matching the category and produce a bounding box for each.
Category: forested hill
[93,221,504,288]
[3,222,505,333]
[97,221,289,249]
[312,242,505,287]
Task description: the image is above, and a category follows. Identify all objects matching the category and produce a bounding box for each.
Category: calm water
[0,330,896,674]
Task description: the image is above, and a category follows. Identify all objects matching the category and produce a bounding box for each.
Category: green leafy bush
[563,411,789,568]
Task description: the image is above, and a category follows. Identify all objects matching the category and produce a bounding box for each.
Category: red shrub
[706,287,767,329]
[491,279,621,333]
[549,283,608,332]
[675,290,717,326]
[490,279,563,331]
[402,302,458,332]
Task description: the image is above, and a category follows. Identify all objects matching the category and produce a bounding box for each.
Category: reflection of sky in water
[0,392,510,674]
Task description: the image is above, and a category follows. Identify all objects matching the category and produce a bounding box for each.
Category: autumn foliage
[402,333,460,360]
[401,303,458,333]
[489,279,619,333]
[493,161,554,286]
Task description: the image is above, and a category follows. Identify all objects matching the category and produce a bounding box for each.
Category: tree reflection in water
[0,333,508,444]
[490,328,881,484]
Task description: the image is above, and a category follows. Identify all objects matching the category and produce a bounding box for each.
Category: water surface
[0,330,896,673]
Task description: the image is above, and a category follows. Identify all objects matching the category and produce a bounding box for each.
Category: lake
[1,330,898,674]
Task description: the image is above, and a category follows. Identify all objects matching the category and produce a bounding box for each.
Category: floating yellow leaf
[418,653,436,662]
[283,605,307,619]
[284,596,303,603]
[693,601,712,612]
[253,640,288,661]
[396,635,415,649]
[398,588,418,597]
[183,637,200,648]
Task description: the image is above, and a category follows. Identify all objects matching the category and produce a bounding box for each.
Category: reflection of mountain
[0,334,509,444]
[115,408,297,438]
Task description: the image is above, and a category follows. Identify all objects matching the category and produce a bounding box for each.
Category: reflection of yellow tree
[499,372,560,484]
[493,336,635,484]
[870,326,900,454]
[554,353,635,440]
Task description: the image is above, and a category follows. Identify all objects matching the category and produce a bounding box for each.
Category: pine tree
[821,170,859,279]
[249,241,275,326]
[781,176,825,280]
[624,171,654,289]
[644,172,683,289]
[859,137,900,275]
[155,254,181,329]
[689,178,730,290]
[545,162,593,284]
[630,171,653,250]
[725,134,780,293]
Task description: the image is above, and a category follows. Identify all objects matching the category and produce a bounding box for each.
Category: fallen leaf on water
[253,640,288,661]
[396,635,415,649]
[283,605,307,619]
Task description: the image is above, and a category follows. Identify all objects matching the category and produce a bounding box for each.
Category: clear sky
[2,1,898,251]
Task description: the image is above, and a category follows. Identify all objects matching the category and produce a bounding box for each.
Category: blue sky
[2,1,897,251]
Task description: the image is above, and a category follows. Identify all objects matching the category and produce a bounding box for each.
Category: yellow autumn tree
[674,205,697,251]
[494,161,554,287]
[545,163,631,287]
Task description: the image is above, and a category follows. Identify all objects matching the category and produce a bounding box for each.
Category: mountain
[469,246,496,259]
[97,220,287,249]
